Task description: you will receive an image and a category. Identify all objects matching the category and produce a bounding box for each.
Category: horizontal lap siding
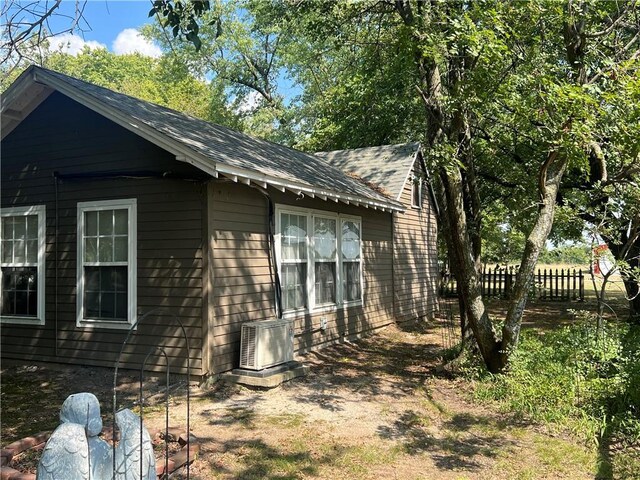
[208,183,394,374]
[393,159,439,323]
[1,92,207,375]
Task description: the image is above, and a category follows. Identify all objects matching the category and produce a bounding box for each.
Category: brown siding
[1,92,208,375]
[393,157,439,322]
[208,182,395,373]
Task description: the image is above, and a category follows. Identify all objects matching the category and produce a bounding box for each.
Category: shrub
[468,321,640,447]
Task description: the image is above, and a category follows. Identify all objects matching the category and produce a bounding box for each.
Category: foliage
[538,244,592,266]
[468,320,640,470]
[142,0,296,144]
[11,47,240,128]
[148,0,213,51]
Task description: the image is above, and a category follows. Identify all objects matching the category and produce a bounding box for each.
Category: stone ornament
[113,409,156,480]
[36,393,154,480]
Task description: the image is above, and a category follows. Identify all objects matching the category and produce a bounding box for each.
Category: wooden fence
[440,265,585,301]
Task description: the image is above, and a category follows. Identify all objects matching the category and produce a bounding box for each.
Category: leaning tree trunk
[500,151,569,365]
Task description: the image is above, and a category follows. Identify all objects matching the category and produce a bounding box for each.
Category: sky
[46,1,162,57]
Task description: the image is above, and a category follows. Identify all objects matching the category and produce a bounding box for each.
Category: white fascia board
[396,146,422,202]
[33,69,405,212]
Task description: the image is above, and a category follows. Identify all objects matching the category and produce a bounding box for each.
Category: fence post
[579,269,584,301]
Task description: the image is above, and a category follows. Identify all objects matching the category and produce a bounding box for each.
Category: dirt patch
[1,302,600,479]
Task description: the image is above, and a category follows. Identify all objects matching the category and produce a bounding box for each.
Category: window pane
[84,266,127,320]
[342,221,361,260]
[85,211,98,236]
[26,240,38,264]
[315,262,336,305]
[114,237,128,262]
[281,263,306,311]
[115,293,127,319]
[13,240,25,263]
[343,262,361,302]
[113,266,127,291]
[85,238,97,263]
[98,237,113,262]
[15,291,28,314]
[1,240,13,263]
[101,293,116,318]
[85,267,100,291]
[27,215,38,239]
[13,217,26,239]
[100,268,116,291]
[412,180,422,207]
[282,213,306,260]
[98,210,113,235]
[313,217,336,261]
[1,217,13,240]
[114,210,128,235]
[85,291,100,318]
[1,267,37,316]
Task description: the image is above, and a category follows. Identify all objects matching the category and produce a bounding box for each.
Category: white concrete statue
[113,409,156,480]
[36,393,155,480]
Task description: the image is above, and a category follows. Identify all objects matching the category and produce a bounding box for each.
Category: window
[1,205,46,325]
[313,217,337,306]
[411,175,422,209]
[276,206,362,315]
[341,220,362,302]
[280,213,308,312]
[77,199,136,328]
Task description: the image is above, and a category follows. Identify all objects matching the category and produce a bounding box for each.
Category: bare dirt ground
[2,300,604,479]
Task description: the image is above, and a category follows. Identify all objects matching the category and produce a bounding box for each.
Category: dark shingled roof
[316,143,421,201]
[3,66,403,210]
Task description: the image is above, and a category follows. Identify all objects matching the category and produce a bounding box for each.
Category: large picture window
[276,206,362,315]
[0,205,46,325]
[77,199,136,328]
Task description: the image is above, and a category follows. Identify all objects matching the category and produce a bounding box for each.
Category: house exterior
[0,66,438,378]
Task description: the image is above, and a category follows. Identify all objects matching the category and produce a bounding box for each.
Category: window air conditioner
[239,319,294,370]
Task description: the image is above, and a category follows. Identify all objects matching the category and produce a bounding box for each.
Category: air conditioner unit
[239,319,294,370]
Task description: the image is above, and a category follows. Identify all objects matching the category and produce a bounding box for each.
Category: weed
[467,320,640,478]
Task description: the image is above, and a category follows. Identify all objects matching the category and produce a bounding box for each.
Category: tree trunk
[500,151,569,365]
[440,167,503,372]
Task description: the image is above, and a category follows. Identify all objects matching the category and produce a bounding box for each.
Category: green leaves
[148,0,212,51]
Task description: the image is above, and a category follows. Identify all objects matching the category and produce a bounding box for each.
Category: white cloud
[112,29,162,58]
[48,33,106,55]
[235,91,262,114]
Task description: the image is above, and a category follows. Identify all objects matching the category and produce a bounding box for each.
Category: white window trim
[411,175,423,209]
[76,199,137,329]
[0,205,46,325]
[275,205,363,318]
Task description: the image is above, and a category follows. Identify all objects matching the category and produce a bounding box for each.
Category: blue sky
[48,1,160,55]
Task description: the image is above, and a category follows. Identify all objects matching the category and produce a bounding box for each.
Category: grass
[464,319,640,479]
